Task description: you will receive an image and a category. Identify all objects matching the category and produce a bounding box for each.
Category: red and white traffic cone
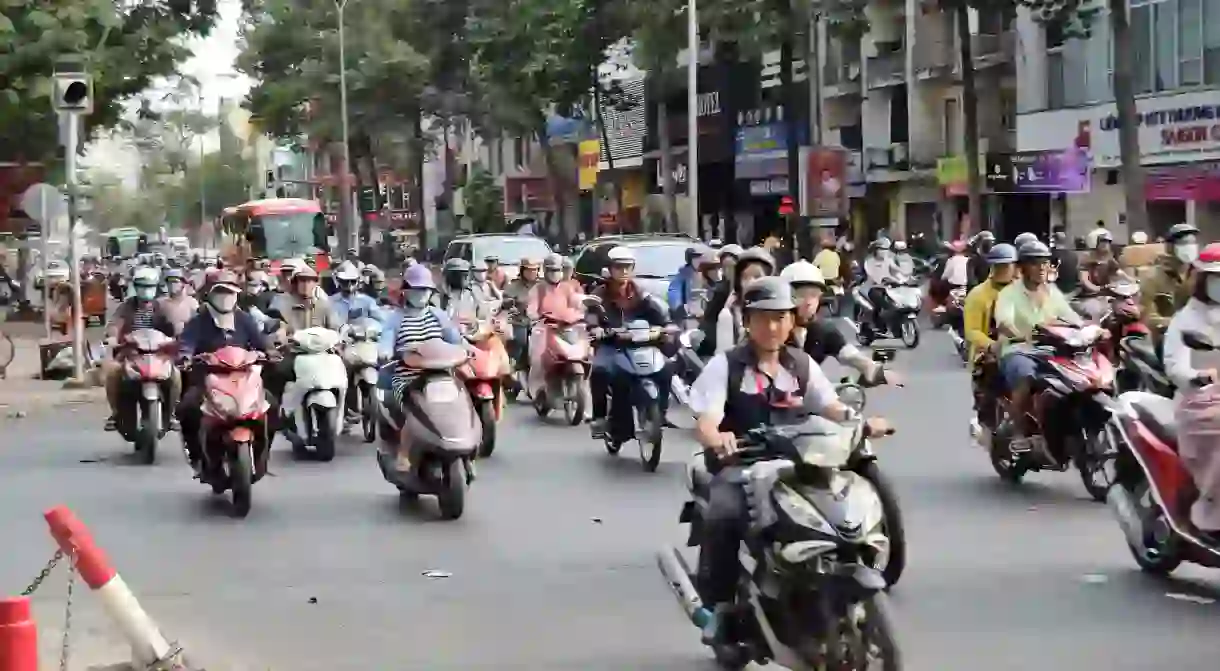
[0,596,38,671]
[42,506,176,668]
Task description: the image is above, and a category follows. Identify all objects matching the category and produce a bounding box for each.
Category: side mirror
[582,294,603,309]
[872,348,897,363]
[263,319,281,335]
[1182,331,1215,351]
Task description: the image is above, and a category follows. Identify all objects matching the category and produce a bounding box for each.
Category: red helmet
[1195,243,1220,273]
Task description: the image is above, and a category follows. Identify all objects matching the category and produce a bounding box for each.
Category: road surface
[1,329,1218,670]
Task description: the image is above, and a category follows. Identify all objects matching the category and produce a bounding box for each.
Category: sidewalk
[0,338,103,417]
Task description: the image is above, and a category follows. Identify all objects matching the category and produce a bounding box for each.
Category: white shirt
[1163,298,1220,393]
[1086,227,1112,249]
[689,351,840,422]
[714,297,742,354]
[942,254,970,287]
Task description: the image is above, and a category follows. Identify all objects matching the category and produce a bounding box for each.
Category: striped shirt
[131,304,156,330]
[391,308,445,393]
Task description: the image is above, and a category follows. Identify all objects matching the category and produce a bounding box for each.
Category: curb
[0,388,104,418]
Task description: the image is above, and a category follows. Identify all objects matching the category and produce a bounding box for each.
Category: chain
[20,549,64,596]
[59,552,76,671]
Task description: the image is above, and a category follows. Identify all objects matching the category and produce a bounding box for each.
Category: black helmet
[1167,223,1200,244]
[741,276,796,312]
[1017,240,1052,262]
[685,246,701,264]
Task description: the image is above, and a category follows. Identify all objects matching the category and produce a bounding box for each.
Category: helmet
[893,240,908,252]
[870,238,892,251]
[735,247,776,275]
[471,259,488,272]
[607,246,636,265]
[484,254,500,264]
[543,253,564,270]
[1194,243,1220,273]
[718,244,744,259]
[1094,231,1113,247]
[281,258,305,275]
[986,243,1018,265]
[443,258,471,273]
[971,231,996,247]
[741,276,797,312]
[1167,223,1200,244]
[292,265,319,281]
[247,270,269,287]
[209,271,241,293]
[562,256,574,270]
[403,264,436,290]
[1017,240,1052,262]
[780,260,826,288]
[520,257,542,270]
[132,266,160,287]
[1013,232,1039,248]
[1130,231,1149,245]
[334,261,360,282]
[685,247,701,264]
[693,248,721,271]
[163,268,185,282]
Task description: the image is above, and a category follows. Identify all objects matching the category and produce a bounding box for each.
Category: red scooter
[195,347,272,518]
[531,307,591,426]
[1106,330,1220,574]
[458,319,507,458]
[114,329,177,465]
[985,323,1116,501]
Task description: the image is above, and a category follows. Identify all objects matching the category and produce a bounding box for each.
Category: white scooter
[281,327,348,462]
[341,317,383,443]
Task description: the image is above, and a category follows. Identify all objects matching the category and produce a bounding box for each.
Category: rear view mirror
[1182,331,1215,351]
[872,348,897,363]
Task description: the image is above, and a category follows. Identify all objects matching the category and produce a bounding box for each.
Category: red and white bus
[218,198,331,273]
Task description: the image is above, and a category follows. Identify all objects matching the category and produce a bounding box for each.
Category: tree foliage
[0,0,218,161]
[461,166,504,233]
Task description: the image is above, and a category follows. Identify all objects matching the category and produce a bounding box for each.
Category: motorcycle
[531,307,591,426]
[823,279,846,317]
[593,313,674,473]
[341,317,384,443]
[375,338,480,520]
[983,323,1116,501]
[657,416,902,670]
[281,327,348,462]
[852,278,921,349]
[194,347,271,519]
[114,329,177,464]
[1105,330,1220,575]
[930,285,968,363]
[500,297,530,402]
[1115,292,1174,398]
[458,318,507,457]
[670,329,707,416]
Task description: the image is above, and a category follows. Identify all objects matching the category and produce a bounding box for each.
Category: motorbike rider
[698,244,747,355]
[1050,231,1080,294]
[994,240,1082,450]
[176,272,274,476]
[668,247,702,312]
[484,254,508,291]
[587,246,671,439]
[101,266,179,432]
[1161,242,1220,543]
[525,253,586,398]
[1140,222,1199,340]
[330,261,384,325]
[813,236,841,286]
[470,259,502,301]
[967,231,996,287]
[1077,231,1121,319]
[712,247,776,355]
[782,260,896,385]
[362,266,389,303]
[264,266,342,408]
[440,258,493,323]
[560,256,580,293]
[963,243,1018,371]
[503,257,542,366]
[677,249,721,325]
[861,238,903,331]
[893,240,915,277]
[688,275,890,644]
[158,268,199,335]
[378,264,464,409]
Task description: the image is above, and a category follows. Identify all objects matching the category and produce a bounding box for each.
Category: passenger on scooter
[782,261,895,384]
[862,238,902,330]
[713,247,776,354]
[378,265,464,412]
[994,240,1082,449]
[963,243,1017,371]
[1140,222,1199,340]
[587,246,671,439]
[667,247,701,313]
[893,240,915,277]
[526,254,586,398]
[485,254,508,291]
[265,266,342,406]
[158,268,199,335]
[1162,242,1220,542]
[688,276,890,644]
[471,260,502,301]
[102,266,179,432]
[966,231,996,288]
[1077,232,1121,320]
[330,261,384,325]
[176,272,274,476]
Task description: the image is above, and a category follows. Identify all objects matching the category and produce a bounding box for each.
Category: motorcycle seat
[1121,336,1160,366]
[689,457,713,498]
[1130,394,1178,447]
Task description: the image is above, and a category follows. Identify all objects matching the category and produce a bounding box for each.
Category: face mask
[209,292,238,313]
[1176,243,1199,264]
[246,283,262,294]
[135,286,157,301]
[472,271,486,283]
[545,270,562,283]
[404,288,432,308]
[167,282,183,297]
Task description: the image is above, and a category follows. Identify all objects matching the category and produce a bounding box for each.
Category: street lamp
[335,0,357,251]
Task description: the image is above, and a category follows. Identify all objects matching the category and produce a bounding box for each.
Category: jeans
[176,384,205,463]
[999,351,1039,390]
[698,466,749,605]
[866,287,889,326]
[590,356,672,437]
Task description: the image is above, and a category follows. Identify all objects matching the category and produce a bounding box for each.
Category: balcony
[867,52,905,88]
[823,62,862,97]
[971,32,1015,69]
[864,143,911,173]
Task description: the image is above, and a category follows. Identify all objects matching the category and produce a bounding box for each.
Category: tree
[461,166,505,233]
[83,170,163,232]
[0,0,218,161]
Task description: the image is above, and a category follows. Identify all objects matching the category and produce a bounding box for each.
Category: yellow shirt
[813,249,841,281]
[962,280,1001,371]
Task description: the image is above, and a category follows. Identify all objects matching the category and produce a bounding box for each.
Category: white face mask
[404,288,432,308]
[1175,243,1199,264]
[209,291,238,313]
[544,270,563,284]
[135,286,157,301]
[166,282,183,297]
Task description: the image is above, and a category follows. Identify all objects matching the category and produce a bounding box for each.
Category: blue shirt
[179,309,270,359]
[667,265,696,309]
[329,291,385,326]
[377,306,462,359]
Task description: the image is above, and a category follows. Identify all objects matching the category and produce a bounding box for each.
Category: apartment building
[819,0,1016,240]
[1015,0,1220,242]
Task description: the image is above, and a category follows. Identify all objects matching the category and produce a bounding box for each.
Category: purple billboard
[1008,148,1091,194]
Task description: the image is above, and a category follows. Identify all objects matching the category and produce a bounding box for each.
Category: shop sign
[598,77,646,170]
[750,178,788,195]
[578,140,600,191]
[654,160,688,193]
[805,148,847,218]
[697,92,721,118]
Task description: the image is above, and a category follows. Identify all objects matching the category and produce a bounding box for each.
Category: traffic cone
[0,597,37,671]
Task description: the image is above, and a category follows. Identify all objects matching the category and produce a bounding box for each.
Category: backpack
[725,343,811,404]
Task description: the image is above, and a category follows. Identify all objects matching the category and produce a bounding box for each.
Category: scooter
[852,277,922,349]
[531,307,591,426]
[458,319,507,457]
[592,310,674,473]
[1106,330,1220,574]
[931,285,968,363]
[281,327,348,462]
[670,328,706,416]
[114,329,177,465]
[376,339,480,520]
[341,317,383,443]
[194,347,272,519]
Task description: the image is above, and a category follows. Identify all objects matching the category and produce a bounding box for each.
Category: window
[474,237,552,266]
[1181,0,1204,84]
[1046,23,1066,108]
[1155,1,1179,90]
[627,243,696,279]
[1206,0,1220,84]
[1132,3,1155,92]
[573,244,609,278]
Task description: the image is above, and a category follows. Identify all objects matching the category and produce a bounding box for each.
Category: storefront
[1016,88,1220,241]
[734,105,808,245]
[597,76,647,234]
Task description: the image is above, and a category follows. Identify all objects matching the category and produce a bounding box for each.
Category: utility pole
[335,0,359,252]
[52,57,93,382]
[685,0,700,238]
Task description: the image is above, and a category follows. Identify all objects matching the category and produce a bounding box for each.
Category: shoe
[104,416,117,432]
[590,418,607,439]
[169,418,180,432]
[189,458,203,480]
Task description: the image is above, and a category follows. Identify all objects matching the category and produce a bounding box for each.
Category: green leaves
[1020,0,1100,38]
[463,166,505,233]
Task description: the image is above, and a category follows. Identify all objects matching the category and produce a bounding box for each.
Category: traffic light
[357,185,380,213]
[778,195,795,217]
[52,73,93,114]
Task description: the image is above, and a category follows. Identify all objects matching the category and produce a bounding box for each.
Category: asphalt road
[2,327,1219,671]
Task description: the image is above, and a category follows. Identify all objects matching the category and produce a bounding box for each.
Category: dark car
[571,234,699,300]
[443,233,554,281]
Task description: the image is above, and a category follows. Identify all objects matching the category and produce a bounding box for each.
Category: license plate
[425,379,460,403]
[631,350,654,369]
[630,330,652,343]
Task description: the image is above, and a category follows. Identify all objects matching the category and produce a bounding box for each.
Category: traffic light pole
[64,112,84,381]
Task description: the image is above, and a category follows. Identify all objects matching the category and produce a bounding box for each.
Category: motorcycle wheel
[313,407,336,462]
[436,459,466,520]
[711,643,749,670]
[638,403,663,472]
[228,442,254,519]
[135,398,160,465]
[1074,431,1111,503]
[989,435,1026,484]
[533,390,551,418]
[361,386,376,443]
[857,593,903,671]
[857,461,906,588]
[477,399,497,458]
[563,377,585,426]
[900,317,920,349]
[1126,483,1183,575]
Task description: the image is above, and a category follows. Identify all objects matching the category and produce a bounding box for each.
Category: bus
[103,227,147,259]
[218,198,331,273]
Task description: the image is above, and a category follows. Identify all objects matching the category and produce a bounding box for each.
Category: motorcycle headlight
[773,484,835,535]
[205,392,240,418]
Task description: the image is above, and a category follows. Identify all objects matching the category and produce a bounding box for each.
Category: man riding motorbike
[330,261,384,325]
[158,268,199,335]
[1162,242,1220,543]
[967,231,996,287]
[441,258,493,323]
[102,266,179,432]
[676,249,721,326]
[712,247,776,355]
[471,260,502,301]
[963,243,1018,371]
[782,260,895,385]
[265,266,342,408]
[687,275,890,644]
[176,272,274,476]
[362,266,388,303]
[993,240,1082,450]
[587,246,671,439]
[698,244,747,356]
[861,238,903,331]
[1140,222,1199,342]
[893,240,915,277]
[240,270,274,319]
[1077,231,1122,320]
[668,247,702,313]
[503,257,542,369]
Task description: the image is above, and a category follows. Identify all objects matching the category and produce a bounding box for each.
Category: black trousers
[698,467,749,605]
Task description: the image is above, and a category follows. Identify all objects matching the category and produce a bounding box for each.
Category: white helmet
[606,246,636,265]
[1130,231,1149,245]
[893,240,908,252]
[719,244,744,259]
[334,261,360,282]
[281,258,305,275]
[779,260,826,288]
[132,266,160,287]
